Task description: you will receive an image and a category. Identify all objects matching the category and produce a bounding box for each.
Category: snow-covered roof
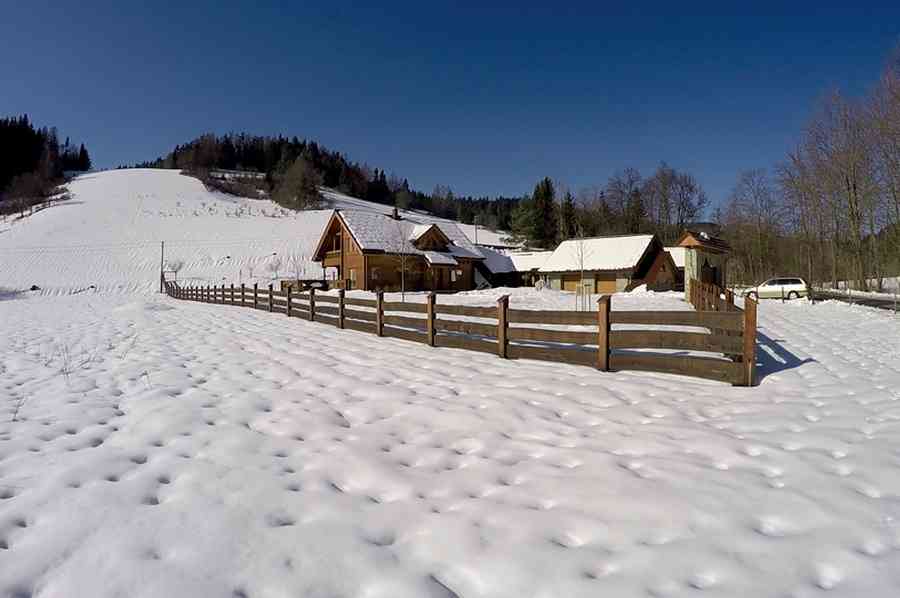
[478,247,515,273]
[665,247,686,269]
[510,251,552,272]
[320,188,519,249]
[423,251,458,266]
[336,210,483,261]
[408,224,434,241]
[539,235,655,273]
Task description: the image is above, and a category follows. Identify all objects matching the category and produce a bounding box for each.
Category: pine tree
[78,144,91,171]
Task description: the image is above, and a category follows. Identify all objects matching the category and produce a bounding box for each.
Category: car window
[762,279,776,286]
[789,278,804,285]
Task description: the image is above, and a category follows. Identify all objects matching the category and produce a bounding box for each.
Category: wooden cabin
[539,234,677,293]
[311,209,486,292]
[665,246,687,290]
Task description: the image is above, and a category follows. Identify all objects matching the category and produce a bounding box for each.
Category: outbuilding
[539,234,676,294]
[677,230,731,300]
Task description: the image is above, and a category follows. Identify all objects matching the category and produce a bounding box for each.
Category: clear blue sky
[3,1,898,207]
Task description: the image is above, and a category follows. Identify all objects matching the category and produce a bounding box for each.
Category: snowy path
[2,292,900,597]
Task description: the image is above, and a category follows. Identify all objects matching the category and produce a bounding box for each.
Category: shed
[539,234,676,293]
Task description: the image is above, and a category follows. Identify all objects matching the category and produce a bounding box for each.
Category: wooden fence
[163,278,757,386]
[690,280,739,311]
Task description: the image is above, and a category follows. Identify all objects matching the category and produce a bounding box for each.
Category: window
[451,270,457,282]
[371,267,380,281]
[348,269,357,290]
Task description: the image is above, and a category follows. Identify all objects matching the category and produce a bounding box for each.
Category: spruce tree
[559,191,576,241]
[531,177,558,248]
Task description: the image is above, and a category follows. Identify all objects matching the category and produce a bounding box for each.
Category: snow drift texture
[2,170,900,597]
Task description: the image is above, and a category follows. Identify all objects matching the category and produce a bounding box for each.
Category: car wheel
[787,291,799,300]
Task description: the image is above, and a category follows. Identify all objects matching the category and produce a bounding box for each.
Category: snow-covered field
[2,170,900,597]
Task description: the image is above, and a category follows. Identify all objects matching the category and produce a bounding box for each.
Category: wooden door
[596,278,617,294]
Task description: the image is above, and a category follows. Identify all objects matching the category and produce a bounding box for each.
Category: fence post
[253,283,258,309]
[597,295,611,371]
[338,289,345,329]
[309,288,316,321]
[286,286,292,317]
[220,284,224,304]
[268,284,274,312]
[239,283,245,307]
[742,296,757,386]
[376,291,384,336]
[203,285,208,302]
[426,293,436,346]
[230,283,235,304]
[497,294,509,358]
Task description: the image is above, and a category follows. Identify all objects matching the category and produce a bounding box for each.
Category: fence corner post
[742,296,757,386]
[497,294,509,358]
[376,291,384,336]
[597,294,611,371]
[268,283,274,312]
[338,289,345,329]
[286,286,292,317]
[309,288,316,321]
[253,283,258,309]
[426,292,436,347]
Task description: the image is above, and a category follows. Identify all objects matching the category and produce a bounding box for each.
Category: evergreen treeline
[0,114,91,215]
[135,133,522,231]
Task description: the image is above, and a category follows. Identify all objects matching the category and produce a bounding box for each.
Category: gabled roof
[510,251,553,272]
[677,230,731,253]
[665,246,686,269]
[539,235,657,273]
[313,209,484,263]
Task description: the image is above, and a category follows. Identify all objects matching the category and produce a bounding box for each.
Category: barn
[539,234,677,293]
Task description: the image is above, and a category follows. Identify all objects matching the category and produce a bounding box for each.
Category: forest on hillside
[135,48,900,289]
[135,133,710,247]
[0,114,91,216]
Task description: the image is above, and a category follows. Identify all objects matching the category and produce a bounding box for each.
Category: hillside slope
[0,169,514,295]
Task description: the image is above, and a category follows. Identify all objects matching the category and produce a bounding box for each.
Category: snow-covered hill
[0,169,515,296]
[3,169,900,597]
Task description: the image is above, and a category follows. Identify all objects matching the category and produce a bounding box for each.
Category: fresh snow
[333,210,483,260]
[665,247,686,269]
[2,170,900,597]
[540,235,656,273]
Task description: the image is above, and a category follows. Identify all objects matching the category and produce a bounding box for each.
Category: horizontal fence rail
[162,275,757,386]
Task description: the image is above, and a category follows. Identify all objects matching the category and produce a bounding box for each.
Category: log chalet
[311,208,486,292]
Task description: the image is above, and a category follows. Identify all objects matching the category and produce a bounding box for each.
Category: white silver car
[745,277,809,300]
